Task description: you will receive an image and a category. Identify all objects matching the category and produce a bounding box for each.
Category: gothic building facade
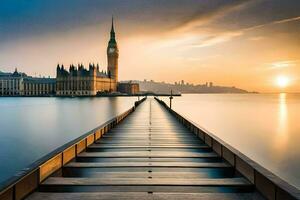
[0,69,56,96]
[56,19,119,96]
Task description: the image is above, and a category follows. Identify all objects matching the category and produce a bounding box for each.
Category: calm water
[161,94,300,189]
[0,97,137,185]
[0,95,299,189]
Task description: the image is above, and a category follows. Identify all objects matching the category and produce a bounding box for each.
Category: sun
[276,75,290,88]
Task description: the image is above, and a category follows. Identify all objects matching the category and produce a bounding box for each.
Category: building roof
[23,77,56,83]
[0,71,11,77]
[57,64,110,78]
[0,70,55,83]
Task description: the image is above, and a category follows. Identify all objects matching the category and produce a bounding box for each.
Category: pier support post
[169,90,173,109]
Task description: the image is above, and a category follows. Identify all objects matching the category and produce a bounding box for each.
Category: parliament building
[56,19,119,96]
[0,18,140,97]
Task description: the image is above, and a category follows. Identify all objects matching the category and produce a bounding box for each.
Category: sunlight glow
[276,76,290,88]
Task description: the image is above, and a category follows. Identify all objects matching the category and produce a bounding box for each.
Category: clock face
[108,48,115,53]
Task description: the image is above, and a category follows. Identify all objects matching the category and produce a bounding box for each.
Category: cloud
[162,0,300,49]
[191,31,243,48]
[173,0,253,33]
[268,60,298,70]
[186,14,300,48]
[273,16,300,24]
[162,1,257,48]
[242,15,300,33]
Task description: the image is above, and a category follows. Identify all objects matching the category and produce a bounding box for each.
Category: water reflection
[166,94,300,188]
[108,97,119,115]
[273,93,289,156]
[0,97,136,184]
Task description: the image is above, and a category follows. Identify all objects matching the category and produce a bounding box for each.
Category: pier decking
[26,98,265,199]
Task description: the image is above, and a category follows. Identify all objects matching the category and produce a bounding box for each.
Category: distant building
[118,81,140,95]
[0,69,56,96]
[56,18,119,96]
[137,80,248,94]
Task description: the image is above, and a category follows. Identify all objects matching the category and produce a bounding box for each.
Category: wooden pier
[1,97,299,200]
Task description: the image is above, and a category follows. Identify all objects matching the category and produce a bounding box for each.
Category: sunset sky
[0,0,299,92]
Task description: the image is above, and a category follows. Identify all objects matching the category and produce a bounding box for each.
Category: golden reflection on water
[273,93,288,156]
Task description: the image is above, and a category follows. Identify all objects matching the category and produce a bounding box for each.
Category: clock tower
[107,17,119,83]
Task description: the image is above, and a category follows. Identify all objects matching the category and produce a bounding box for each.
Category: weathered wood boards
[24,98,266,200]
[22,97,300,200]
[64,161,230,168]
[41,177,251,186]
[27,192,265,200]
[155,97,300,200]
[75,151,219,158]
[0,98,146,200]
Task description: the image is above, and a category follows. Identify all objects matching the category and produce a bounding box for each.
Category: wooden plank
[102,137,198,140]
[222,146,235,166]
[236,157,255,183]
[111,127,187,130]
[15,169,39,200]
[212,140,222,156]
[26,192,265,200]
[39,185,255,193]
[255,171,276,200]
[77,152,218,158]
[87,146,208,150]
[0,187,13,200]
[95,142,206,145]
[39,154,62,182]
[88,145,209,149]
[65,161,231,168]
[86,134,95,146]
[75,157,222,163]
[61,171,232,179]
[76,139,86,155]
[63,145,76,165]
[27,192,153,200]
[41,177,251,186]
[101,137,197,140]
[96,142,201,145]
[95,130,101,140]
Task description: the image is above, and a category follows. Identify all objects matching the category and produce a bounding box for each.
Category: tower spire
[107,16,119,84]
[111,16,115,33]
[110,16,115,40]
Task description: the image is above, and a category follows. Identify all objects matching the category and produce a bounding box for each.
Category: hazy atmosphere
[1,2,300,198]
[0,0,300,92]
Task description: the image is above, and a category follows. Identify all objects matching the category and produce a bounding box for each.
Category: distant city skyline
[0,0,300,92]
[0,67,250,92]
